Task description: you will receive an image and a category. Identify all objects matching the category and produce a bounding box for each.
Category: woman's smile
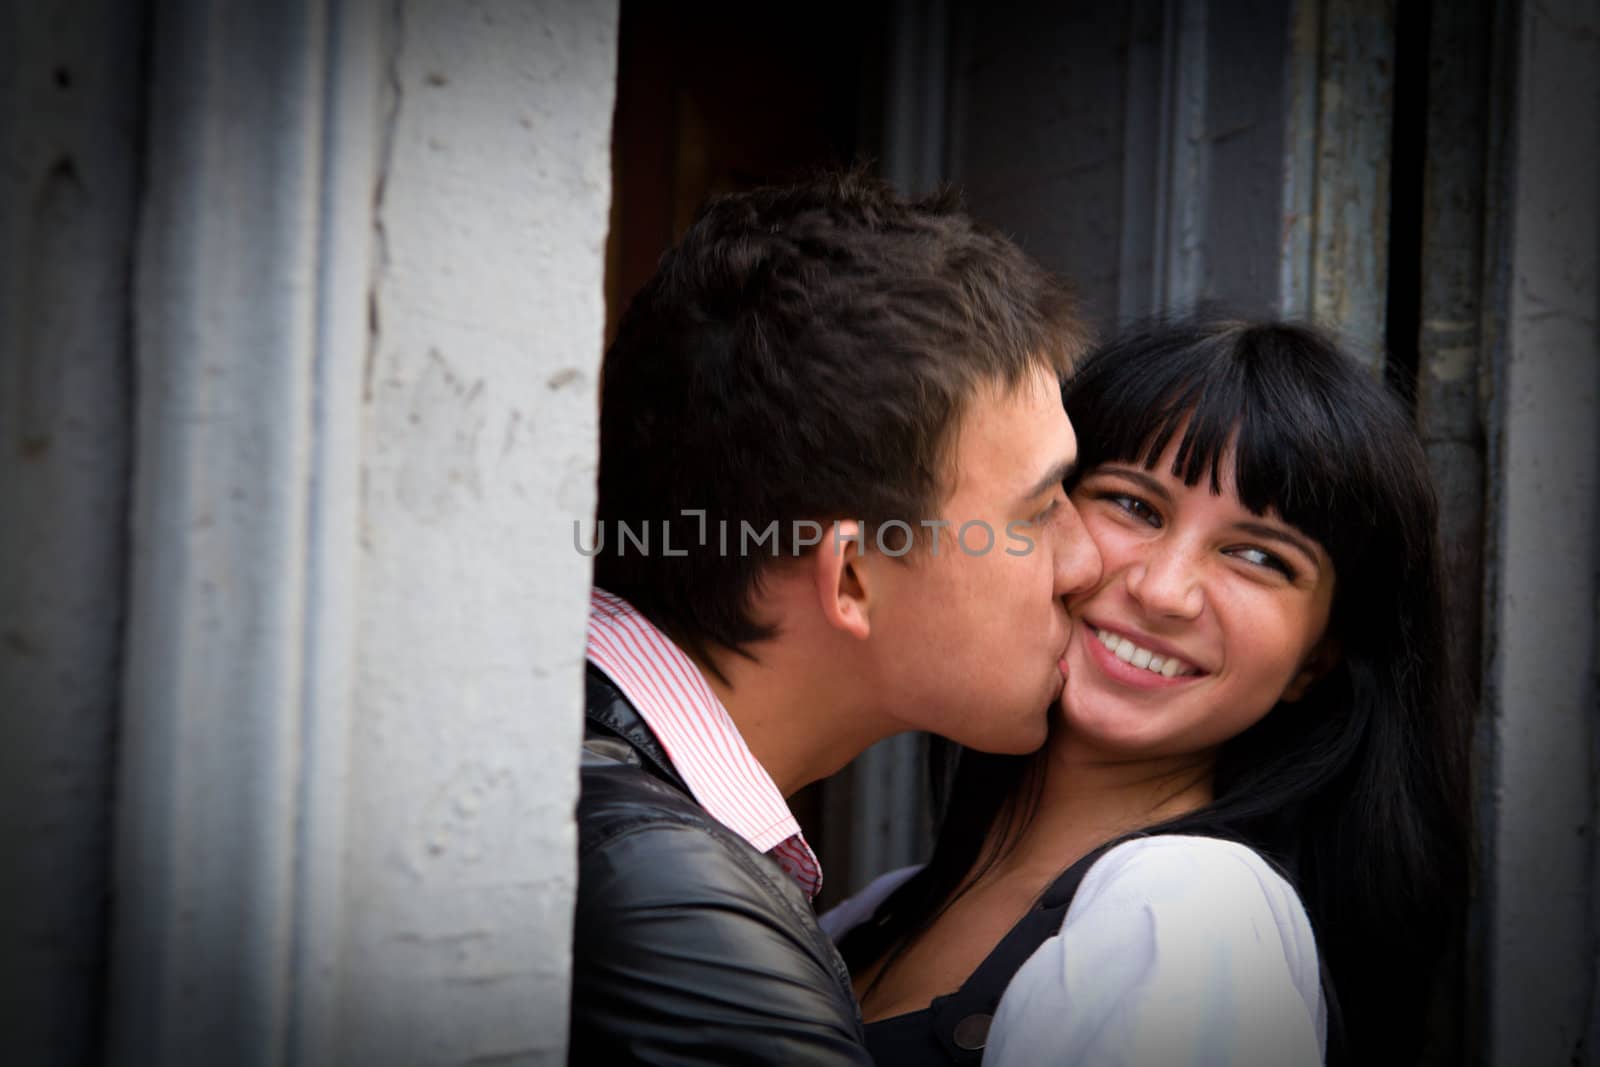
[1082,622,1205,686]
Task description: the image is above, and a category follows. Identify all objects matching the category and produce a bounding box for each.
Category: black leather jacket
[569,668,871,1065]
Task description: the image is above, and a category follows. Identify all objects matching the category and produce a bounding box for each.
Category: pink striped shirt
[585,587,823,900]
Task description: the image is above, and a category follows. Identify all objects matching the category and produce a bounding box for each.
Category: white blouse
[822,835,1325,1066]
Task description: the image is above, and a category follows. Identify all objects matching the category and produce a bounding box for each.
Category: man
[570,171,1101,1063]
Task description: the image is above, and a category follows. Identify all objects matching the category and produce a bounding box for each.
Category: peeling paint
[545,367,582,390]
[395,349,489,518]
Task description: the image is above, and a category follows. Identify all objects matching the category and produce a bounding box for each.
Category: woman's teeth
[1093,627,1198,678]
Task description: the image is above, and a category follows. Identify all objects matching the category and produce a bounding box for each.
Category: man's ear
[813,520,872,640]
[1281,636,1342,703]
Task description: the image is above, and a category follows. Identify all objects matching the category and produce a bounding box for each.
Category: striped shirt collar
[585,588,822,899]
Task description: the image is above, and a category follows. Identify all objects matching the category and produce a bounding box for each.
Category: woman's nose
[1126,542,1204,618]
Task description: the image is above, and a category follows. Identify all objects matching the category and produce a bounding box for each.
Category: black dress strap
[862,834,1143,1066]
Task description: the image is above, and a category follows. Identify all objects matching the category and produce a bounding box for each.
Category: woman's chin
[1054,705,1157,755]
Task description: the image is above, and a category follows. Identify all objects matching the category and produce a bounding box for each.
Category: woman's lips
[1083,623,1206,689]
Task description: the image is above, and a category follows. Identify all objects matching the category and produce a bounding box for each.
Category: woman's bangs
[1146,384,1340,558]
[1066,330,1219,476]
[1066,326,1368,564]
[1228,405,1344,555]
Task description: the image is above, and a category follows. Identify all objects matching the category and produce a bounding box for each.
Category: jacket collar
[584,666,691,794]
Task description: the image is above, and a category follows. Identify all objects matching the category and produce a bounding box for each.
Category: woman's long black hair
[838,319,1473,1065]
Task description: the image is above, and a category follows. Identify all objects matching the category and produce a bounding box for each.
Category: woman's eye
[1107,493,1160,526]
[1230,545,1296,579]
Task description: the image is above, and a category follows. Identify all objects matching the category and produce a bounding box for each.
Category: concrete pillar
[332,0,615,1060]
[1481,1,1600,1063]
[106,0,615,1063]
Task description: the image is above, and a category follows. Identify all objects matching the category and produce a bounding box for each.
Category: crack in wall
[363,0,406,407]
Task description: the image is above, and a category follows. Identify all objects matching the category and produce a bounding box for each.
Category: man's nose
[1052,498,1103,597]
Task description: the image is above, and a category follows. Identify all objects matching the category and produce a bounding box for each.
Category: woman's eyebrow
[1233,520,1322,565]
[1098,468,1323,564]
[1096,466,1173,506]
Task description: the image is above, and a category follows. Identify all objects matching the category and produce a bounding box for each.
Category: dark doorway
[605,2,889,344]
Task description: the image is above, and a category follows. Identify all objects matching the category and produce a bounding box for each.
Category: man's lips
[1052,613,1074,677]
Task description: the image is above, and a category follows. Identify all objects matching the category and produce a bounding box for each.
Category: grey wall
[945,0,1395,358]
[1480,1,1600,1061]
[946,0,1301,334]
[0,1,144,1060]
[947,0,1134,330]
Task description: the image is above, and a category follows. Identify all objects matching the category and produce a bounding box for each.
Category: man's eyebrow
[1233,521,1322,566]
[1020,459,1079,502]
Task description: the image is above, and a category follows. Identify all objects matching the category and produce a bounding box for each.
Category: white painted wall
[1483,1,1600,1062]
[333,1,615,1061]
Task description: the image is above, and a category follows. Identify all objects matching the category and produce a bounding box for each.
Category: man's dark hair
[594,169,1084,664]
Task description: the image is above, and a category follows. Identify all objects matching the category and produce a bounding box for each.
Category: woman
[826,319,1472,1065]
